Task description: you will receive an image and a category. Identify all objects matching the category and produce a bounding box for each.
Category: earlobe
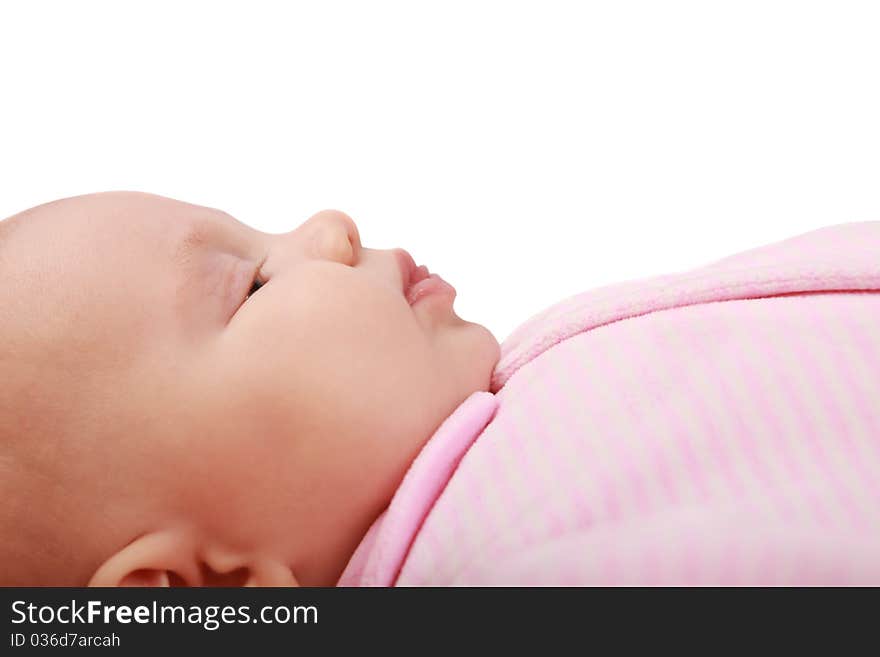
[119,569,171,587]
[241,557,300,587]
[88,528,201,587]
[88,528,301,587]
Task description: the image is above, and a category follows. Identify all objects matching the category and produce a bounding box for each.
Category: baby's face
[1,191,499,585]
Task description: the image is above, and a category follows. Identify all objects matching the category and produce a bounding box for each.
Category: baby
[0,191,500,586]
[4,192,880,586]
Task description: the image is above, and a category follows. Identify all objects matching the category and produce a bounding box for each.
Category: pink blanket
[339,222,880,585]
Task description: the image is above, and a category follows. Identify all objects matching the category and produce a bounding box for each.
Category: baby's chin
[456,319,502,391]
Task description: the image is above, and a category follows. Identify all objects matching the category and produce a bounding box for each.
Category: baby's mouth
[394,248,424,296]
[407,264,431,293]
[405,265,456,305]
[394,248,457,305]
[404,262,431,305]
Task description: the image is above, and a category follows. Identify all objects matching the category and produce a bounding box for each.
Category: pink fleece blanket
[339,222,880,585]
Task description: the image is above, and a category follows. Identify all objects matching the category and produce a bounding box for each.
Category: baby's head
[0,191,499,586]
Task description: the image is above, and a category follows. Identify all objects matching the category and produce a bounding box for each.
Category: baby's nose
[308,210,361,265]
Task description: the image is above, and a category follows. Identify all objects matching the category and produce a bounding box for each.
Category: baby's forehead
[2,195,235,367]
[1,192,232,315]
[8,192,237,264]
[5,192,171,240]
[51,191,219,232]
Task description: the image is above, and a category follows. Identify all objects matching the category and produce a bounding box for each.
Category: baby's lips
[393,248,418,294]
[406,272,456,305]
[410,264,431,286]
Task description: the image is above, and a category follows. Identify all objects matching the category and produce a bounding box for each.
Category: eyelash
[245,276,265,301]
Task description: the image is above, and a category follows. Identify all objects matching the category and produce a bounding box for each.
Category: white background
[1,1,878,342]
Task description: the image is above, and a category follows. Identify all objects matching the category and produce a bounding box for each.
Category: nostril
[313,225,358,265]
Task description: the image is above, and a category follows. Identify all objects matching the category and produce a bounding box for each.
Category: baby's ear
[87,528,299,587]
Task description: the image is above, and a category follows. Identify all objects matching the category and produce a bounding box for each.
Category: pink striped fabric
[339,222,880,585]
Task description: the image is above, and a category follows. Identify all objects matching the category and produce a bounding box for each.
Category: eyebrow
[170,219,216,275]
[169,214,261,324]
[169,218,232,322]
